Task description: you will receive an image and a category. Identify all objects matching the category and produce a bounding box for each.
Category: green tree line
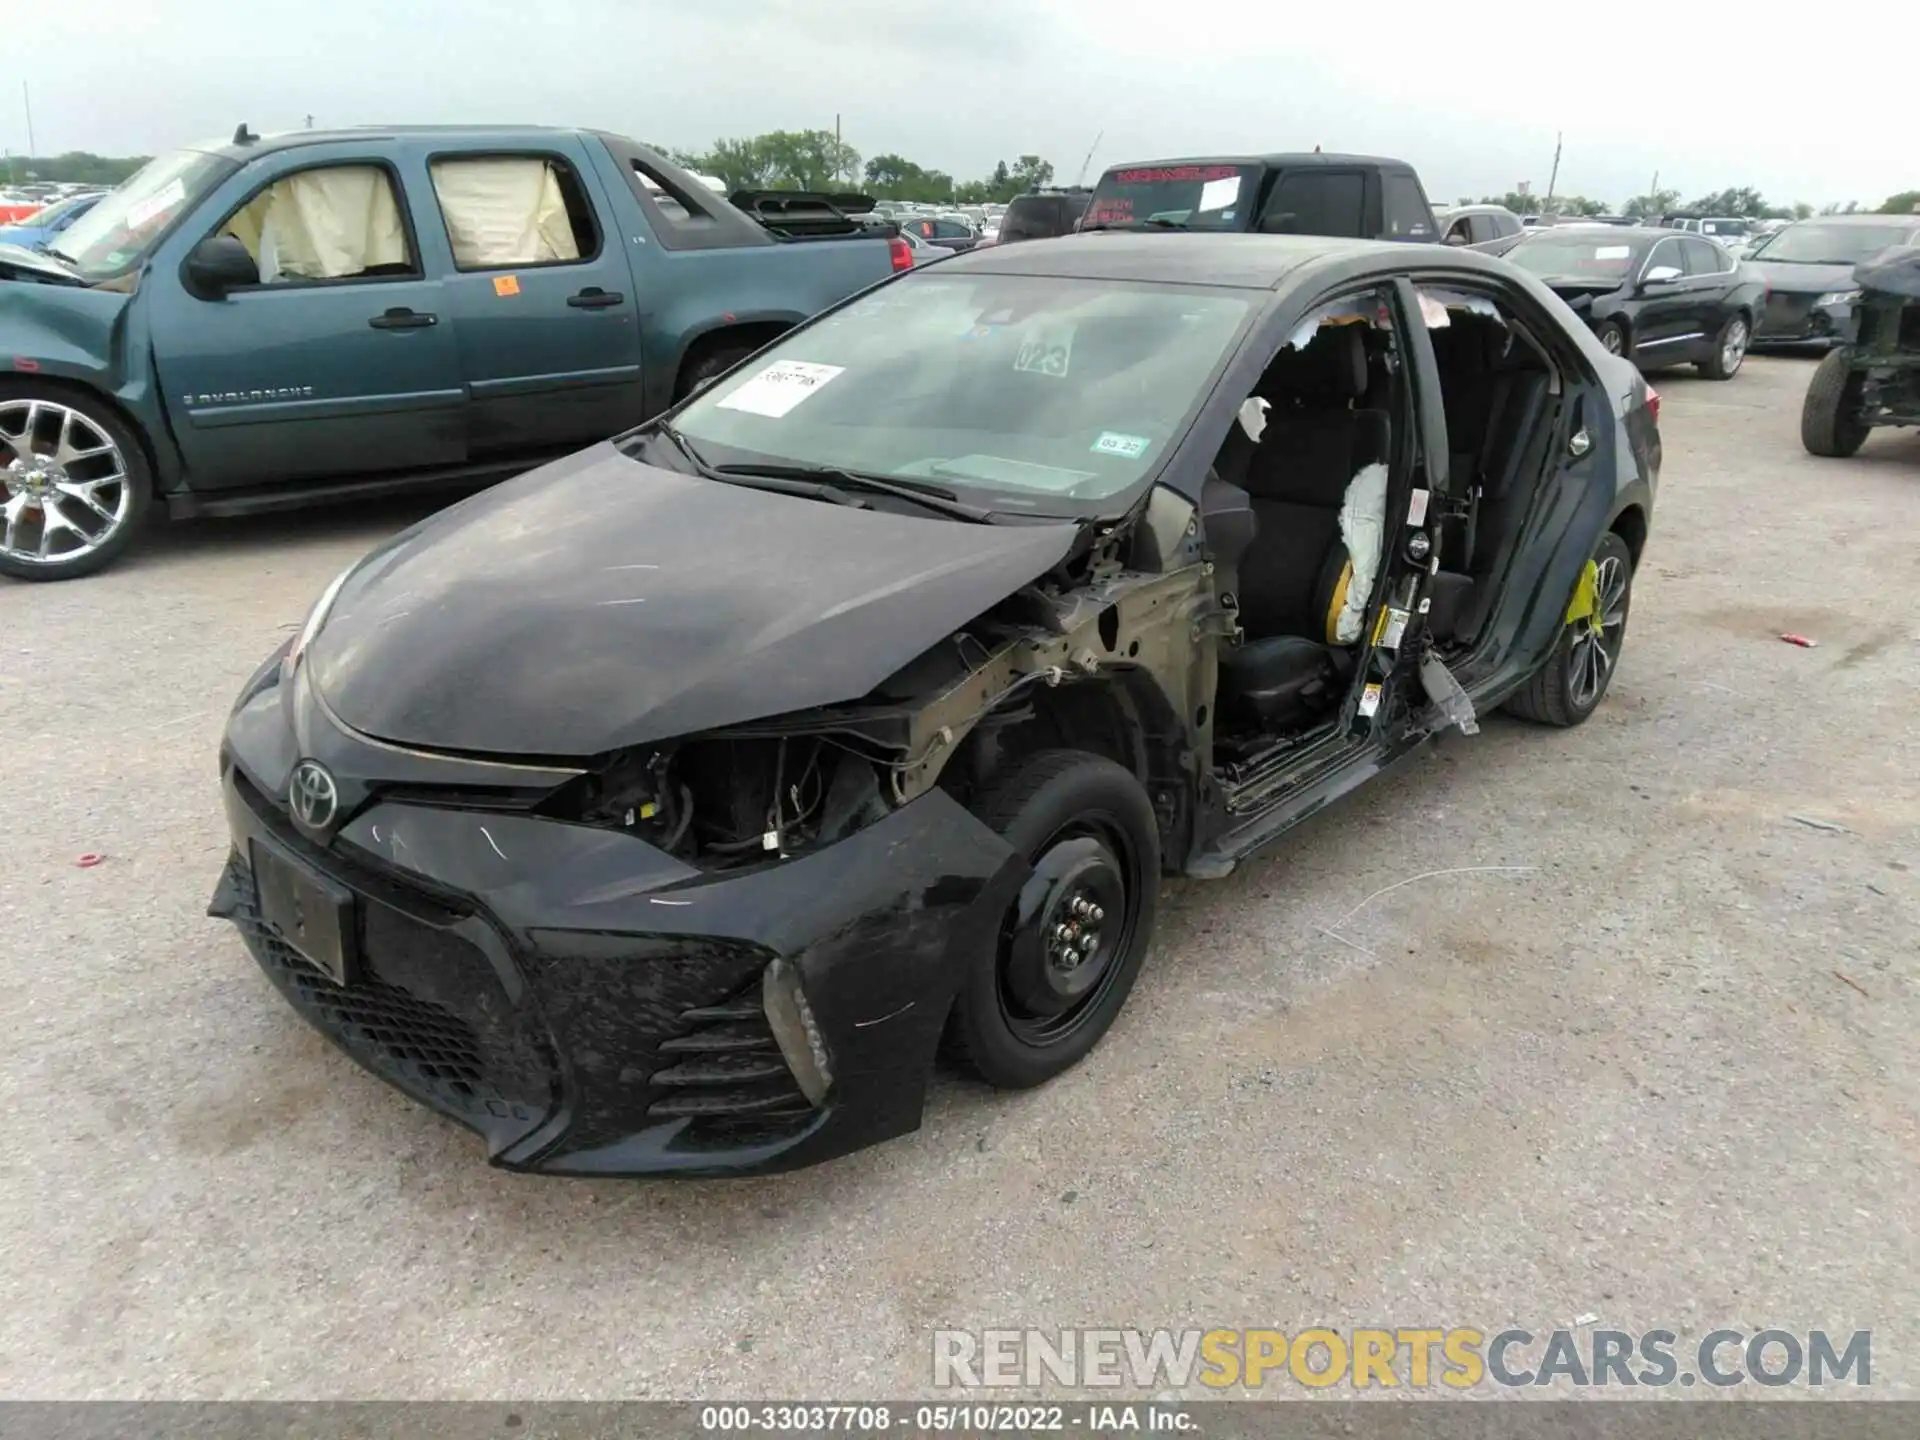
[5,151,151,185]
[1468,184,1920,221]
[652,129,1057,204]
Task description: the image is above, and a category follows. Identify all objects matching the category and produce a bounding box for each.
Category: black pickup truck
[1083,153,1439,242]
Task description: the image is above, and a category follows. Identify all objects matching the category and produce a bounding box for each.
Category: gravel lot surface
[3,354,1916,1400]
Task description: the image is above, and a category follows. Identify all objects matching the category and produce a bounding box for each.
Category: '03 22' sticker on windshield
[1091,432,1151,459]
[715,360,846,419]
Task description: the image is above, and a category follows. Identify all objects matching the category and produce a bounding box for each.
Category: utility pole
[22,81,35,159]
[1543,130,1562,212]
[834,112,842,184]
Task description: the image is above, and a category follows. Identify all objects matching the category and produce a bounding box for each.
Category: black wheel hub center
[1003,836,1127,1018]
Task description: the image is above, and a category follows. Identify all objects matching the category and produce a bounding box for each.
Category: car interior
[1200,288,1564,772]
[1202,304,1402,766]
[1419,293,1561,647]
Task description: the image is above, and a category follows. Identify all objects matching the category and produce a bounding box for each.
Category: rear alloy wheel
[1504,531,1633,728]
[0,389,152,582]
[1594,320,1628,357]
[1800,349,1870,458]
[948,750,1160,1089]
[1698,313,1749,380]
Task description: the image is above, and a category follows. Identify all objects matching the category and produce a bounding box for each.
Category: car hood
[1747,259,1856,295]
[309,444,1080,758]
[0,241,85,285]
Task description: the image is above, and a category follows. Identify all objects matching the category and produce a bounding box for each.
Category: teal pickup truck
[0,126,907,580]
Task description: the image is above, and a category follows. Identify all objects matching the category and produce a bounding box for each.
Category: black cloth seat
[1215,324,1389,732]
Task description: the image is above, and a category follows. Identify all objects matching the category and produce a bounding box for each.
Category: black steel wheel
[949,750,1160,1088]
[1800,349,1870,458]
[1504,531,1633,728]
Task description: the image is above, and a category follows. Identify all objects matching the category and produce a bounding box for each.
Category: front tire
[1505,531,1633,728]
[949,750,1160,1089]
[1594,320,1629,358]
[1800,349,1870,457]
[0,385,153,582]
[1697,313,1749,380]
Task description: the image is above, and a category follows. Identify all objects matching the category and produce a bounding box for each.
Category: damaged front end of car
[210,471,1225,1176]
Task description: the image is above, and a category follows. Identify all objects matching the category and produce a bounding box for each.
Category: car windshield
[47,148,234,277]
[1748,223,1914,265]
[1505,234,1639,280]
[669,273,1254,515]
[1084,164,1258,231]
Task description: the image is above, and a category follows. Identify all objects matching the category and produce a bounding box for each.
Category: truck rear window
[1085,164,1258,231]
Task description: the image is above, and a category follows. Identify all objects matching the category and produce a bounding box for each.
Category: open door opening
[1199,289,1418,798]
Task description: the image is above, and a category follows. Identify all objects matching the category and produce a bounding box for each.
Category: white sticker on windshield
[126,177,187,230]
[1198,175,1241,212]
[1092,432,1150,459]
[715,360,845,418]
[1014,326,1074,378]
[1595,245,1632,260]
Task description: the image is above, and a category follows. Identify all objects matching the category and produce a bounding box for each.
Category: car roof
[937,230,1445,289]
[1780,213,1920,226]
[1514,225,1684,245]
[185,123,595,162]
[1100,152,1414,174]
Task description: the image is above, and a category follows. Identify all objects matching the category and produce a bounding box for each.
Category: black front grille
[647,984,810,1120]
[224,853,559,1136]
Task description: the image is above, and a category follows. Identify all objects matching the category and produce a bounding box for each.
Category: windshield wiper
[648,426,870,509]
[712,463,994,522]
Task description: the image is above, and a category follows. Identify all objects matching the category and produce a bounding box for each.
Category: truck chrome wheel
[1,398,135,568]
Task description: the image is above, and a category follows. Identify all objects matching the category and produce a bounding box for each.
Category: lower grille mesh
[226,853,557,1130]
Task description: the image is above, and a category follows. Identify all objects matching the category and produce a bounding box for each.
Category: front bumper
[209,667,1022,1177]
[1755,292,1846,345]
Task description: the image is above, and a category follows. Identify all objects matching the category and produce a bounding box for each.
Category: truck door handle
[567,287,625,309]
[368,308,437,330]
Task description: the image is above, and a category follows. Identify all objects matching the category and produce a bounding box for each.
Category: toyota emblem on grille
[289,760,340,832]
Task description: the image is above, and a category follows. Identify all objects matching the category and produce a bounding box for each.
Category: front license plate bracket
[251,840,358,986]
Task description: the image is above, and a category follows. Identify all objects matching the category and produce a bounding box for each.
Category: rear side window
[1382,171,1434,239]
[1681,237,1728,275]
[428,154,599,270]
[1000,196,1066,243]
[1260,171,1366,237]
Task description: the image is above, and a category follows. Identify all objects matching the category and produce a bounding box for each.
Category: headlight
[280,561,358,679]
[1815,289,1861,309]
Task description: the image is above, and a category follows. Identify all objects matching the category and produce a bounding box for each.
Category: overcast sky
[9,0,1913,210]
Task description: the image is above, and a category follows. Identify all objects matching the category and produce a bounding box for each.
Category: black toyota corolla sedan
[211,232,1660,1177]
[1499,225,1767,377]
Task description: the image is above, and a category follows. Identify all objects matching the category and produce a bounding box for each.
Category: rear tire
[948,750,1160,1089]
[1505,531,1633,728]
[1800,349,1870,457]
[1697,312,1749,380]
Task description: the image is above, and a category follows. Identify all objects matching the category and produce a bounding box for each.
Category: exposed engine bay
[537,496,1220,871]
